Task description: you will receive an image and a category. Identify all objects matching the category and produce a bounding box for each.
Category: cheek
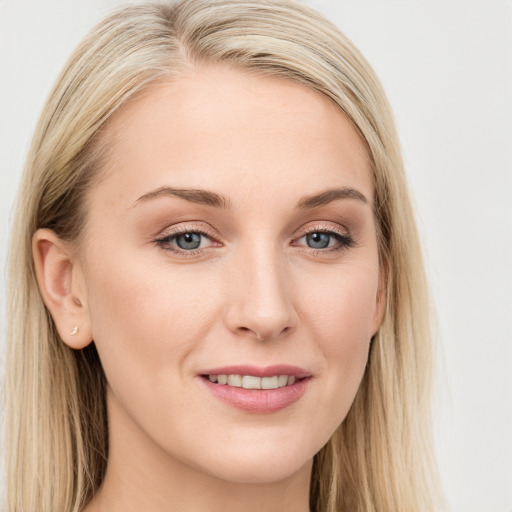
[84,251,218,384]
[296,261,378,413]
[299,259,379,346]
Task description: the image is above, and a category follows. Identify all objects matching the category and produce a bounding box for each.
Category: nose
[223,246,298,342]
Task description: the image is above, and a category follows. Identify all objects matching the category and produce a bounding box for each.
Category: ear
[371,266,387,337]
[32,228,93,349]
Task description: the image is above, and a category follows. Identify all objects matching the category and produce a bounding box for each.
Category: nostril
[235,325,294,342]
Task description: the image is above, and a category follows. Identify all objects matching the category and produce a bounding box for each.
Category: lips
[208,374,296,389]
[198,365,311,413]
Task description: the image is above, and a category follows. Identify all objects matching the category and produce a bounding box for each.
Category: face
[78,65,384,484]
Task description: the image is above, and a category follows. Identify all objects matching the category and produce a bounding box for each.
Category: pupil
[307,232,330,249]
[176,232,201,250]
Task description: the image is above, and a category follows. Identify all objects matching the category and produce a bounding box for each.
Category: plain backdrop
[1,1,511,511]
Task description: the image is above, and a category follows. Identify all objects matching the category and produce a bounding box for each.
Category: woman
[4,1,444,511]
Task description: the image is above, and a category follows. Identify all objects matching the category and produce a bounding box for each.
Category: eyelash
[154,225,218,257]
[154,225,354,257]
[293,228,354,255]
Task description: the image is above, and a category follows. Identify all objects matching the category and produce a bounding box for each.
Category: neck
[84,389,312,512]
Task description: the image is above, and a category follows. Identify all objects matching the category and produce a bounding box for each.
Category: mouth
[198,365,311,413]
[201,374,301,389]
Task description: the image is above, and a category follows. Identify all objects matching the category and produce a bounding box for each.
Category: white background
[1,1,511,511]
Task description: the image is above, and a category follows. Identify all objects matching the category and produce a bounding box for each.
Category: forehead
[90,64,373,213]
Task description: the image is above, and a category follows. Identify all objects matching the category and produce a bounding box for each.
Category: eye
[304,232,333,249]
[174,232,204,250]
[155,228,219,255]
[294,229,354,252]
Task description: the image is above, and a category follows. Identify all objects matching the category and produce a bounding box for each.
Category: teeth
[242,375,261,389]
[261,376,278,389]
[227,374,242,387]
[208,374,299,389]
[278,375,288,387]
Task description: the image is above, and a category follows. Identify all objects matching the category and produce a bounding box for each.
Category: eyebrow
[297,187,368,208]
[132,186,231,209]
[131,185,368,210]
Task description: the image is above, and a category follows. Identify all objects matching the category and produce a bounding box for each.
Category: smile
[199,365,311,413]
[206,374,297,389]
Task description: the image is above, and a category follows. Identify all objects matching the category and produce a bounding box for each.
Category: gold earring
[70,326,78,336]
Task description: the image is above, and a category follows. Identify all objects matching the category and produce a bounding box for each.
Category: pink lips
[198,364,311,414]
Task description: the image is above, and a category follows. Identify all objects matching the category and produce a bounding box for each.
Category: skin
[34,65,385,512]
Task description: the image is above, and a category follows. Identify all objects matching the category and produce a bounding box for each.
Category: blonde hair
[4,1,444,511]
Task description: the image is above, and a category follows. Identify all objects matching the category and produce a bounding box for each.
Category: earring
[70,326,78,336]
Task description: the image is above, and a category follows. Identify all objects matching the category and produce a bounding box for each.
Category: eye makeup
[153,219,357,260]
[154,223,222,258]
[292,224,355,255]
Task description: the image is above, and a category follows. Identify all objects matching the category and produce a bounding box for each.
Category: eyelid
[154,222,222,257]
[157,222,218,241]
[293,221,350,240]
[153,220,354,257]
[291,222,355,253]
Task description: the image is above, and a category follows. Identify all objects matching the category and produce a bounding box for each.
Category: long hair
[4,1,444,510]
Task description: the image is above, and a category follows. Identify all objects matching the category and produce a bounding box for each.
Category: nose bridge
[224,239,298,341]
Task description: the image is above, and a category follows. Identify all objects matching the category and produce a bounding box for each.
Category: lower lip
[199,377,310,413]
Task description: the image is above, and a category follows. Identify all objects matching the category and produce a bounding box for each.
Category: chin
[201,454,313,485]
[183,433,318,485]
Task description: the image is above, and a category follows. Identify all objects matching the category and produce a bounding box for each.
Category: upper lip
[199,364,311,379]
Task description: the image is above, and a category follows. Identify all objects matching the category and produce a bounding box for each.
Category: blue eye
[156,230,213,254]
[305,232,331,249]
[295,230,353,252]
[155,226,352,257]
[175,232,202,250]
